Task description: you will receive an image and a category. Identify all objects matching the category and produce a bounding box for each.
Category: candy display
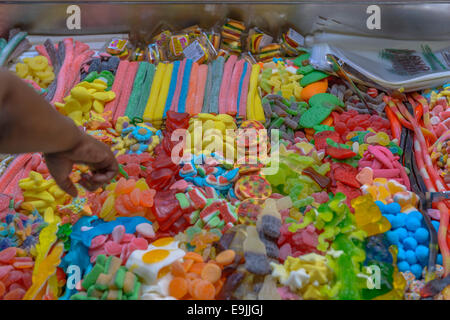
[0,16,449,302]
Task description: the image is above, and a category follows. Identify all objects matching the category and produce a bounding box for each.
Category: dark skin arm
[0,69,118,197]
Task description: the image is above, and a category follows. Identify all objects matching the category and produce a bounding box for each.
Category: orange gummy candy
[169,277,188,299]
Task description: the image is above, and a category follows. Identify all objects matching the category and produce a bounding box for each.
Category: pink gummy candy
[104,241,123,256]
[90,235,108,249]
[112,225,126,243]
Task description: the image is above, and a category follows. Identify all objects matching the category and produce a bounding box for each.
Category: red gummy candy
[153,190,180,223]
[0,247,17,264]
[314,131,342,151]
[326,146,357,159]
[123,163,141,177]
[333,167,360,188]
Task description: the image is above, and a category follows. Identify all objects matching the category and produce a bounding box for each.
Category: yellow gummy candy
[93,100,104,113]
[15,63,29,78]
[71,86,92,101]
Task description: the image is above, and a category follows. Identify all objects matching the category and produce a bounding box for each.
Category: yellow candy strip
[253,90,266,122]
[246,64,261,120]
[153,63,174,123]
[143,62,166,122]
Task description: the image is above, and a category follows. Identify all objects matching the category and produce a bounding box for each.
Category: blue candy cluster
[375,201,442,279]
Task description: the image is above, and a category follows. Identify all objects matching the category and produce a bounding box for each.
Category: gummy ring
[28,56,48,71]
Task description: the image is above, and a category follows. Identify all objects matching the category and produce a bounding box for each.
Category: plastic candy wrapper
[281,27,306,57]
[105,38,129,58]
[247,27,274,55]
[220,19,246,54]
[147,43,161,64]
[182,33,216,64]
[206,29,221,51]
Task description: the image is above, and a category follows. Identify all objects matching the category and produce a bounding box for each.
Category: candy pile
[0,20,448,301]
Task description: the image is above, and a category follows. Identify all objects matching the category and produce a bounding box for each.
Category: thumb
[44,154,78,197]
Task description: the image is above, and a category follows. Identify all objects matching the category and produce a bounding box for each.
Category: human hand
[44,133,118,197]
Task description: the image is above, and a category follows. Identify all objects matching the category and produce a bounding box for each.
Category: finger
[79,173,102,192]
[44,154,78,197]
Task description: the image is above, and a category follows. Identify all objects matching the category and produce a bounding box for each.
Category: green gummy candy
[300,71,329,87]
[284,217,297,224]
[309,93,344,109]
[297,65,315,75]
[210,228,223,237]
[95,254,106,268]
[190,210,200,224]
[206,216,221,228]
[127,281,141,300]
[104,256,113,273]
[114,266,127,289]
[186,226,202,241]
[175,193,190,209]
[82,263,104,290]
[293,53,311,67]
[101,290,109,300]
[70,293,89,300]
[299,106,333,128]
[194,218,205,229]
[84,71,99,82]
[313,124,334,132]
[95,282,108,291]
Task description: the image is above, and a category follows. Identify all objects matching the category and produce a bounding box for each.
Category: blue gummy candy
[398,261,410,272]
[375,201,386,213]
[396,227,408,241]
[384,214,395,224]
[397,247,406,261]
[392,214,406,228]
[414,228,429,244]
[415,245,429,262]
[431,221,440,233]
[410,264,423,279]
[405,216,421,231]
[408,211,423,221]
[437,254,443,265]
[386,230,399,244]
[403,237,418,250]
[385,202,401,214]
[405,250,417,265]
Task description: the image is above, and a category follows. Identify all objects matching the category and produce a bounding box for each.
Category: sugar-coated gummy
[384,202,401,214]
[405,216,421,232]
[391,214,406,228]
[405,250,417,265]
[397,247,406,261]
[386,230,399,245]
[403,237,418,250]
[413,228,429,244]
[410,264,422,279]
[398,261,410,273]
[415,245,429,262]
[395,227,408,241]
[384,214,395,224]
[408,211,423,222]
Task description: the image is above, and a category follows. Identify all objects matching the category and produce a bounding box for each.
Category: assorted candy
[0,19,449,301]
